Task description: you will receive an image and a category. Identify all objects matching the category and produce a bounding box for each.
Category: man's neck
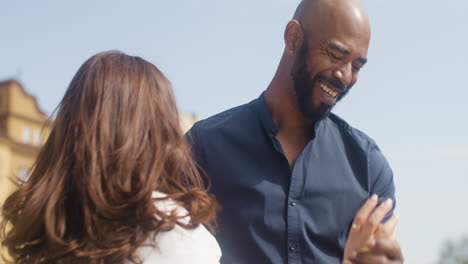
[264,75,315,138]
[264,71,316,167]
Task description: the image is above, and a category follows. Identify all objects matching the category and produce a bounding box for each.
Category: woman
[1,51,220,264]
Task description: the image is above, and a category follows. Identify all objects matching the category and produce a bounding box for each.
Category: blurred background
[1,0,467,263]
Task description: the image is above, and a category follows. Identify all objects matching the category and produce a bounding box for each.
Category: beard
[291,41,349,122]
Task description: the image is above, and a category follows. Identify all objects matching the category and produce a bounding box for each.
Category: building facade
[0,80,52,206]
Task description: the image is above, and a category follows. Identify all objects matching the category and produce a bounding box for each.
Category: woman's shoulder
[134,191,221,264]
[151,191,191,224]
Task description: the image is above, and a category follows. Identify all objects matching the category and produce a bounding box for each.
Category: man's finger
[351,194,379,231]
[389,228,398,241]
[360,198,393,238]
[375,214,399,240]
[383,213,399,230]
[369,239,403,260]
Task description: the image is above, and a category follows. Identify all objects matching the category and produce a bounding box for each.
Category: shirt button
[289,245,296,252]
[290,200,296,206]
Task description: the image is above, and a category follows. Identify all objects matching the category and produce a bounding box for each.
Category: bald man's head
[292,0,370,39]
[292,0,311,20]
[281,0,372,121]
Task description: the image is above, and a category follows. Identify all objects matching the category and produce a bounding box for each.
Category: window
[22,125,31,144]
[18,167,29,181]
[33,128,42,146]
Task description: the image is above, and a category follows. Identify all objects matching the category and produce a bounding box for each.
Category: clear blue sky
[2,0,467,263]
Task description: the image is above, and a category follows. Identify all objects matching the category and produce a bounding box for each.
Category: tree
[438,236,468,264]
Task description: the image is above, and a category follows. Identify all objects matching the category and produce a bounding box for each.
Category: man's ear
[284,20,304,56]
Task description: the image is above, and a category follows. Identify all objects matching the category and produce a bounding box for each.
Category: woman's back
[1,51,219,264]
[133,192,221,264]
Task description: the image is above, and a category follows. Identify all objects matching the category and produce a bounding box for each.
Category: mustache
[316,74,346,92]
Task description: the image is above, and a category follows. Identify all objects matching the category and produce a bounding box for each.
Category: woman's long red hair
[1,51,217,264]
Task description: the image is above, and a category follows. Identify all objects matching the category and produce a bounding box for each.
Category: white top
[132,191,221,264]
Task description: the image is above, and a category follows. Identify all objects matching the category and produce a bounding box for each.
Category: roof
[0,79,48,117]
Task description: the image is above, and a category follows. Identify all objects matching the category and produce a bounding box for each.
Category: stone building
[0,80,52,205]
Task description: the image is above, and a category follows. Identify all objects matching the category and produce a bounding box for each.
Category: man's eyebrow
[328,41,368,65]
[358,57,367,64]
[327,42,350,55]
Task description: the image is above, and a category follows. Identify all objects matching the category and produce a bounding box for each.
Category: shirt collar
[253,92,279,136]
[253,92,327,138]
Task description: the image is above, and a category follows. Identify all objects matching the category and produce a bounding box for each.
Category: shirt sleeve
[368,143,396,221]
[185,124,210,186]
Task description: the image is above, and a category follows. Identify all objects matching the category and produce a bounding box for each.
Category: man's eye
[329,51,344,60]
[352,65,361,72]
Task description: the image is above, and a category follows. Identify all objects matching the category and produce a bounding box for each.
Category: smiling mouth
[320,83,338,98]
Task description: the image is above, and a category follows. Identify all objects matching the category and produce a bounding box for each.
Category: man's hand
[350,239,404,264]
[342,194,399,264]
[375,213,399,242]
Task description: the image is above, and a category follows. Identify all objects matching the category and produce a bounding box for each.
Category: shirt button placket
[287,198,299,263]
[289,244,296,252]
[288,159,304,263]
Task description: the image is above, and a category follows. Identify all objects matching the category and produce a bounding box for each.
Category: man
[187,0,403,263]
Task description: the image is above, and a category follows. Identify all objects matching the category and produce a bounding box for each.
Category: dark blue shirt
[187,94,395,264]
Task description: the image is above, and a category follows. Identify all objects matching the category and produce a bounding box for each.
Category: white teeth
[320,83,337,98]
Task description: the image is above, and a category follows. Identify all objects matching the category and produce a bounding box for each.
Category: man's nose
[332,62,352,87]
